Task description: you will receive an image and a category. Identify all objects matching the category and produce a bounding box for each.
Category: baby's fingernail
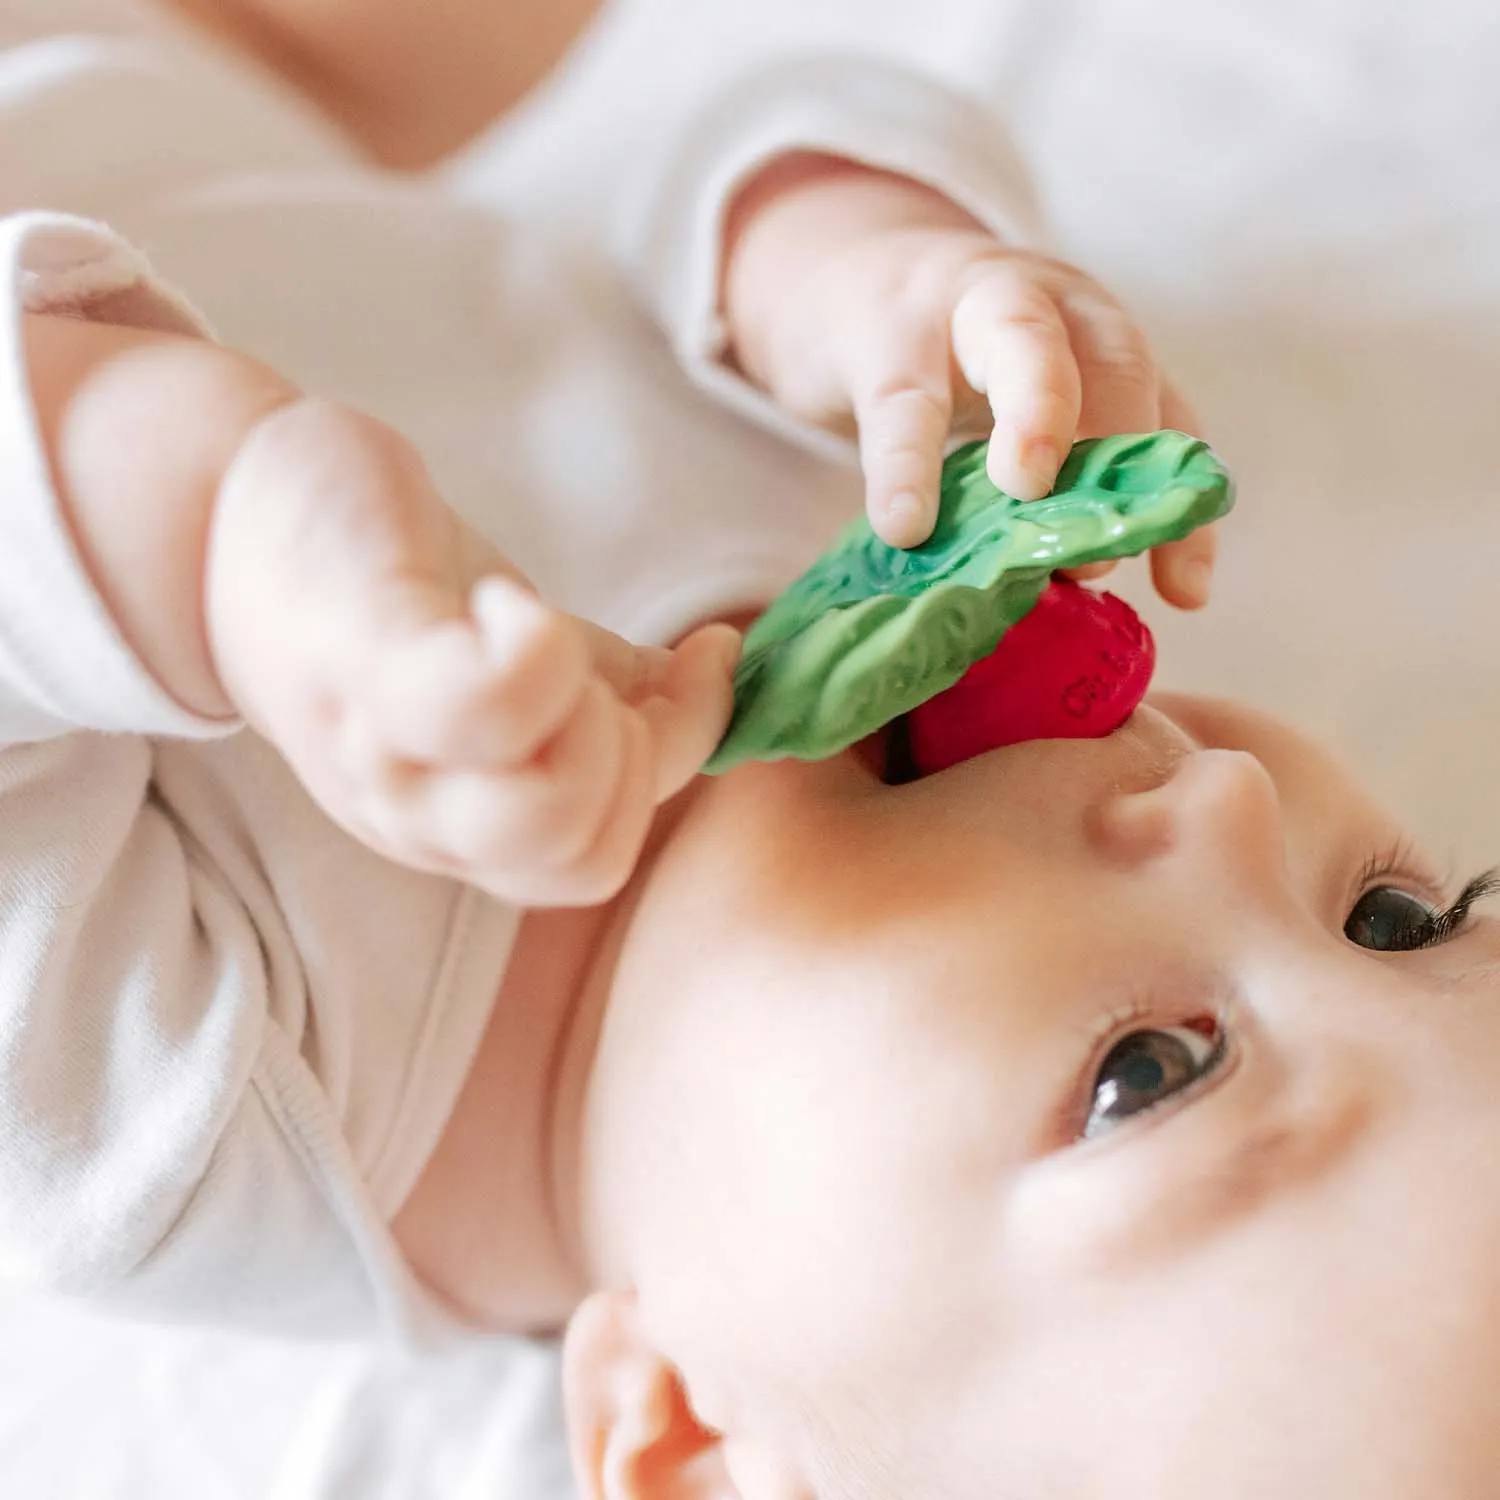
[1019,439,1060,496]
[886,490,923,522]
[882,491,927,545]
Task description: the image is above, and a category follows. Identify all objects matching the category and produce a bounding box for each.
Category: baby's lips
[906,577,1156,775]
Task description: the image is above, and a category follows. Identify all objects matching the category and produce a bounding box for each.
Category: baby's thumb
[581,621,740,801]
[648,624,741,799]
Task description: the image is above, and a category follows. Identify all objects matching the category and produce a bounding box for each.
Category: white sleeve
[616,53,1043,461]
[0,213,414,1335]
[0,210,241,1297]
[0,210,235,743]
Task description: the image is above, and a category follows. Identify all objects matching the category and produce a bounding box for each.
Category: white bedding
[0,1293,572,1497]
[6,2,1499,1495]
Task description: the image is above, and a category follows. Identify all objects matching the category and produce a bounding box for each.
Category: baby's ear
[562,1290,737,1500]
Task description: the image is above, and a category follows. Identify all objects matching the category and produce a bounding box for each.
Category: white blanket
[0,1294,571,1497]
[7,1,1499,1495]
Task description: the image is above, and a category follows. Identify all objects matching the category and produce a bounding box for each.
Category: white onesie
[0,0,1035,1343]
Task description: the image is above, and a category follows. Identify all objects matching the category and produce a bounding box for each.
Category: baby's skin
[539,695,1500,1500]
[162,0,609,169]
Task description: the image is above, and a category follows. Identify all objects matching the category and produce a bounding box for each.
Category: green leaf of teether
[704,430,1234,774]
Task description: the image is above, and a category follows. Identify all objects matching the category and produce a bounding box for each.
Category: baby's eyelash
[1423,870,1500,945]
[1353,838,1440,904]
[1356,842,1500,949]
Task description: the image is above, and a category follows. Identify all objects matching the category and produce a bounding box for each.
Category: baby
[8,5,1500,1500]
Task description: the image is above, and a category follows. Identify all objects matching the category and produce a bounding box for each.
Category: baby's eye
[1343,886,1442,952]
[1343,867,1499,954]
[1082,1021,1225,1140]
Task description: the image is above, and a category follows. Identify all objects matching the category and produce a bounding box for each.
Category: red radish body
[906,577,1155,774]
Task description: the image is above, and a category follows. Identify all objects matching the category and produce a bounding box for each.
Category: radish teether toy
[906,577,1154,775]
[705,431,1231,775]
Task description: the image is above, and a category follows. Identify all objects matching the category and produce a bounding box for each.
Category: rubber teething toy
[906,576,1155,775]
[704,430,1232,775]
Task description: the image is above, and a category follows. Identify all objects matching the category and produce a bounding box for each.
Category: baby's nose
[1087,746,1287,887]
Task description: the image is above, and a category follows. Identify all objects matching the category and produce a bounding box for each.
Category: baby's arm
[0,213,735,1328]
[26,272,735,910]
[624,57,1214,603]
[24,306,292,723]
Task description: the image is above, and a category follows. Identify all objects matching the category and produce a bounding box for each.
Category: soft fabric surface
[0,1294,572,1498]
[6,2,1498,1495]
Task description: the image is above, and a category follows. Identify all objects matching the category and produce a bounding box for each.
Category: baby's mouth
[855,700,1188,790]
[850,719,911,784]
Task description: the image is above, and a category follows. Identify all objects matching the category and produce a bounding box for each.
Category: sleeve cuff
[0,211,241,743]
[616,54,1043,463]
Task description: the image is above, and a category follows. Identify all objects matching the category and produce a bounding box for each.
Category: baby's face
[609,694,1500,1498]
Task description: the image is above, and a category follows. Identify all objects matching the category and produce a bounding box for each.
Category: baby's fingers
[585,620,741,801]
[366,577,590,768]
[1147,379,1215,609]
[541,710,659,906]
[1149,523,1218,611]
[644,624,741,799]
[951,270,1081,503]
[848,326,956,549]
[391,678,650,906]
[1055,286,1162,441]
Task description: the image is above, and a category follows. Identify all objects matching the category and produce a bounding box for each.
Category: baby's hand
[723,155,1214,607]
[206,401,738,907]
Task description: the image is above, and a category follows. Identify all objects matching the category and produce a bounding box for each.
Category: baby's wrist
[203,396,384,733]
